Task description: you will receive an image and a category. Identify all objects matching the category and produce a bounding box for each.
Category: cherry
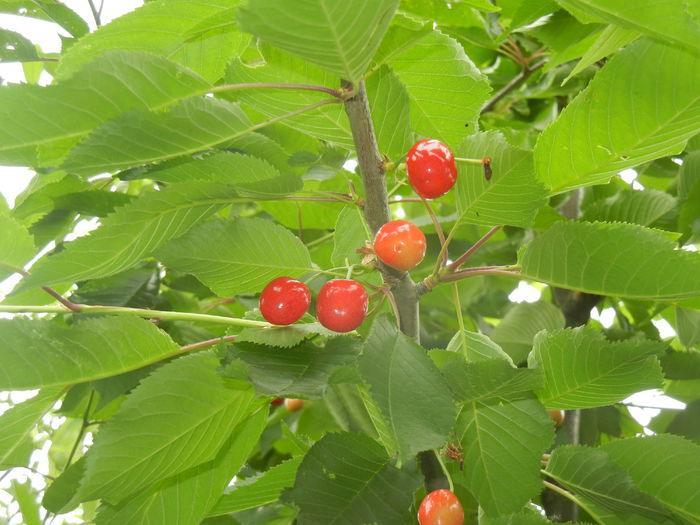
[418,489,464,525]
[406,139,457,199]
[271,397,284,407]
[316,279,368,333]
[259,277,310,325]
[374,219,426,271]
[547,409,565,428]
[285,398,304,412]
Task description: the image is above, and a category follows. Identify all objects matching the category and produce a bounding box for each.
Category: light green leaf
[238,0,399,82]
[358,316,456,464]
[331,206,371,267]
[9,480,41,525]
[545,445,676,522]
[390,30,490,146]
[23,179,243,289]
[490,301,565,364]
[562,24,640,85]
[0,316,178,390]
[62,97,256,176]
[207,456,302,517]
[440,359,544,403]
[455,131,547,228]
[0,388,62,466]
[535,39,700,194]
[157,217,313,297]
[231,338,359,398]
[509,0,558,30]
[78,351,262,504]
[582,189,677,226]
[0,28,38,62]
[225,47,353,148]
[43,456,86,514]
[284,432,421,525]
[447,329,514,365]
[0,51,210,167]
[366,65,413,161]
[555,0,700,54]
[676,308,700,348]
[237,318,336,349]
[602,435,700,524]
[455,395,554,516]
[0,205,35,281]
[95,408,267,525]
[520,221,700,300]
[57,0,246,82]
[529,327,664,409]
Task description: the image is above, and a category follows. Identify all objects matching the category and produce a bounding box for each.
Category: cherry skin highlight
[374,219,426,271]
[316,279,368,333]
[406,139,458,199]
[418,489,464,525]
[259,277,311,325]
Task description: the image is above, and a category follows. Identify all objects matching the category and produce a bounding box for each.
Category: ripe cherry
[406,139,457,199]
[270,397,284,407]
[374,220,426,271]
[285,398,304,412]
[260,277,310,325]
[547,409,565,428]
[418,489,464,525]
[316,279,368,333]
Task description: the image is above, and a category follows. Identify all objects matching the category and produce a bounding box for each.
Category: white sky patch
[682,244,698,252]
[652,318,676,338]
[393,207,406,219]
[590,306,615,328]
[618,168,638,184]
[508,281,541,303]
[343,159,358,172]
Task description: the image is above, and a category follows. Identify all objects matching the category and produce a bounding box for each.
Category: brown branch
[481,59,546,114]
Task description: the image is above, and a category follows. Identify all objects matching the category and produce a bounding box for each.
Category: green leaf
[0,316,178,390]
[602,435,700,523]
[207,456,302,517]
[231,338,359,398]
[23,180,242,289]
[528,327,664,409]
[77,351,262,504]
[71,265,159,309]
[544,445,676,522]
[535,39,700,194]
[366,65,413,161]
[490,301,565,364]
[480,506,576,525]
[331,206,371,267]
[0,51,210,167]
[440,359,544,403]
[238,0,399,82]
[0,28,39,62]
[582,189,677,227]
[9,480,41,525]
[0,205,35,281]
[43,456,86,514]
[56,0,247,82]
[562,24,640,85]
[0,388,62,466]
[157,217,313,297]
[679,180,700,243]
[519,221,700,300]
[358,316,456,464]
[677,308,700,348]
[389,30,490,146]
[556,0,700,54]
[225,47,353,148]
[455,395,555,516]
[95,408,267,525]
[62,97,256,176]
[447,329,515,364]
[284,432,421,525]
[455,131,547,228]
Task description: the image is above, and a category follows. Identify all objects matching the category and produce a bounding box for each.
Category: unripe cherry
[374,219,426,271]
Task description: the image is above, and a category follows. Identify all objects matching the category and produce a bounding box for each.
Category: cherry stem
[0,261,82,312]
[383,288,402,328]
[541,479,587,510]
[209,82,343,99]
[177,335,238,354]
[454,157,483,166]
[365,293,387,317]
[420,196,448,267]
[447,226,502,271]
[440,265,520,282]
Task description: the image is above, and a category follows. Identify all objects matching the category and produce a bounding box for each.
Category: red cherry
[418,489,464,525]
[374,220,426,271]
[285,398,304,412]
[260,277,310,325]
[407,139,457,199]
[316,279,368,333]
[271,397,284,407]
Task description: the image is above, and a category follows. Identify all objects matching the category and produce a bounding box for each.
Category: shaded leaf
[582,189,677,227]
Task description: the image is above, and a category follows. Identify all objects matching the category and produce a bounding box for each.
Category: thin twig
[41,286,81,312]
[542,480,586,510]
[64,391,95,471]
[447,226,502,271]
[481,59,546,114]
[440,266,520,282]
[420,196,448,267]
[176,335,238,354]
[87,0,101,27]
